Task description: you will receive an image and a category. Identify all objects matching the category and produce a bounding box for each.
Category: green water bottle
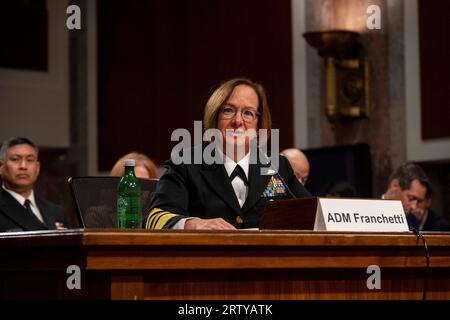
[117,159,142,229]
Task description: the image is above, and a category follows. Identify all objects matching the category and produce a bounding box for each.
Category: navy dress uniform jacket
[147,151,311,229]
[0,188,68,232]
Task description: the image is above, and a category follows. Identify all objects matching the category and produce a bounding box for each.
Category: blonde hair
[110,152,158,178]
[203,78,272,136]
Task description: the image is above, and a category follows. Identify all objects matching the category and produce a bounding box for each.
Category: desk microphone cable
[412,228,430,300]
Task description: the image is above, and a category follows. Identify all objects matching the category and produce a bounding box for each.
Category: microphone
[407,217,429,300]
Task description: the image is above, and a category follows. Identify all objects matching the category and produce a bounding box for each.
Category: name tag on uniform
[314,198,409,232]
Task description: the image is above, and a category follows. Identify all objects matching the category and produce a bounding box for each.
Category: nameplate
[314,198,409,232]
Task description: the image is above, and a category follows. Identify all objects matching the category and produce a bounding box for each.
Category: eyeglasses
[219,105,260,122]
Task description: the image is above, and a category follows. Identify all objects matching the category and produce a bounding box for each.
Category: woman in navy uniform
[145,78,310,230]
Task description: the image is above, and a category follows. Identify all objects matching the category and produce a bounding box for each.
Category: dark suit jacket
[423,209,450,231]
[148,150,311,229]
[0,188,68,232]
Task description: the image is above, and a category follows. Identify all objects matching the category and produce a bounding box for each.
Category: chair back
[68,176,158,228]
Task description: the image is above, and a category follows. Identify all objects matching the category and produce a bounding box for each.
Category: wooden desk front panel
[1,230,449,300]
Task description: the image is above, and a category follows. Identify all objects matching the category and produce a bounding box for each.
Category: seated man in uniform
[0,137,68,232]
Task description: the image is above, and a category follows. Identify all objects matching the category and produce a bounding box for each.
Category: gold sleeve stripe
[146,208,178,229]
[145,208,163,229]
[149,210,171,229]
[148,209,167,228]
[146,208,164,229]
[153,212,178,229]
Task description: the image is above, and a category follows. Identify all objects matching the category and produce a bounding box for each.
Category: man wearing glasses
[383,162,449,231]
[145,78,310,230]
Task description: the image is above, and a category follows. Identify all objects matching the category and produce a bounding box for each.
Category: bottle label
[117,194,142,229]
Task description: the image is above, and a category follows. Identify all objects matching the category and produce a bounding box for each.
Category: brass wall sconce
[303,30,370,120]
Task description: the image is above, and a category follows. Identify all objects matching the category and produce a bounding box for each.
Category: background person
[280,148,310,185]
[383,162,450,231]
[110,152,158,179]
[420,189,450,231]
[0,137,68,232]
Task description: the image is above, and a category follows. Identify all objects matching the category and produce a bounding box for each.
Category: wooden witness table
[0,229,449,300]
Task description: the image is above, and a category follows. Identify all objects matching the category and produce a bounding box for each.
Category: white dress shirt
[172,151,250,229]
[223,152,250,208]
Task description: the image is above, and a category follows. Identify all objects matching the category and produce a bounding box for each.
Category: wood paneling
[1,230,450,299]
[418,0,450,139]
[97,0,293,169]
[142,268,449,300]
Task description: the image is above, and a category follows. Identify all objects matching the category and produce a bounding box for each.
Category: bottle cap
[123,159,135,167]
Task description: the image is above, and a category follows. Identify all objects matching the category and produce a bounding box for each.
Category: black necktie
[230,165,249,186]
[23,199,34,216]
[24,199,45,225]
